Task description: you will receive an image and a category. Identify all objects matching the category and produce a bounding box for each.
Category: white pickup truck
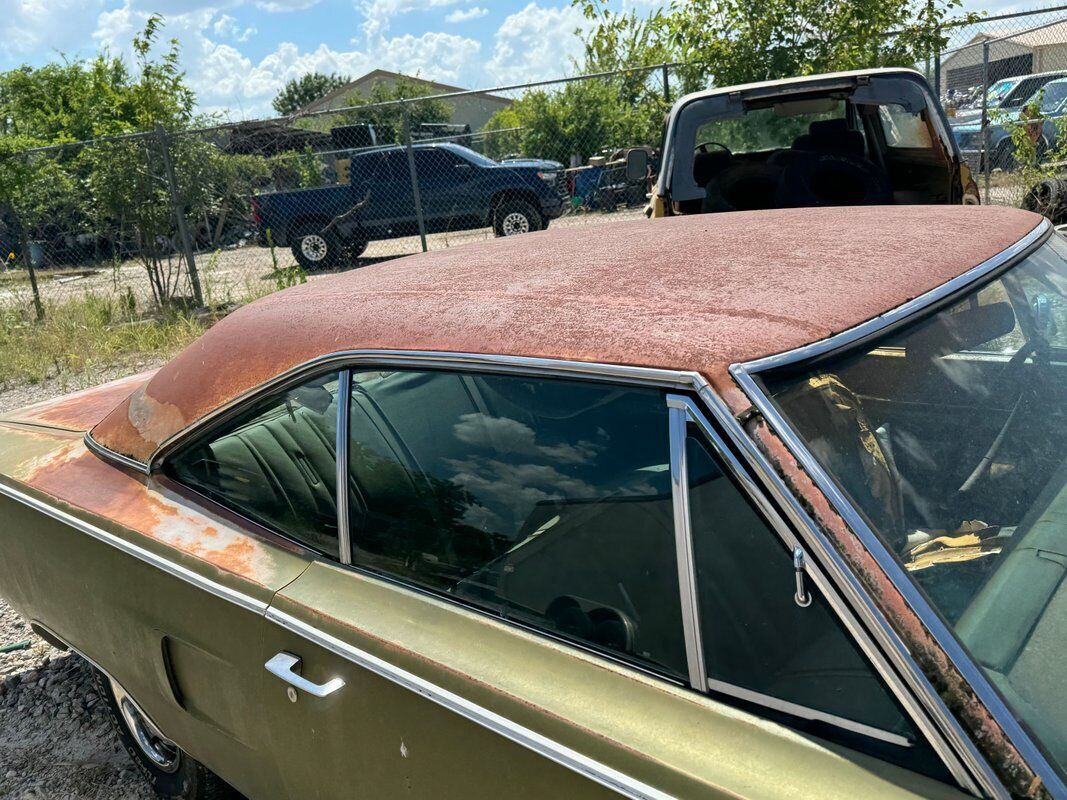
[648,67,980,218]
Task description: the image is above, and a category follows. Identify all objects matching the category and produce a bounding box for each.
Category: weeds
[266,228,307,290]
[0,293,205,390]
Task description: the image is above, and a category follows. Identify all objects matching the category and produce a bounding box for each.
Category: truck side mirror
[625,149,649,183]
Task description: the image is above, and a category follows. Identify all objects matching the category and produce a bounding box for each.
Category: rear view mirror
[625,149,649,183]
[907,302,1016,360]
[1032,293,1056,340]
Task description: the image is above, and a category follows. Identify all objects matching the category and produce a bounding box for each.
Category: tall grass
[0,293,207,390]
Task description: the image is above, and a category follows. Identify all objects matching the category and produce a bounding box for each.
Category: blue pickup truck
[252,142,566,269]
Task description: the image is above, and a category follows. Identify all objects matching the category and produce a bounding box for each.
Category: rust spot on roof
[90,206,1043,463]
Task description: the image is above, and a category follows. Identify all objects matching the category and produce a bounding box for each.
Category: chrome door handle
[265,652,345,697]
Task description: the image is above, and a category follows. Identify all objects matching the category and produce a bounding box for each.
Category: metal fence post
[156,124,204,307]
[981,41,991,204]
[662,63,671,104]
[401,102,429,254]
[933,26,942,98]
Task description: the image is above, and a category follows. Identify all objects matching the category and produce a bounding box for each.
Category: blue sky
[0,0,1034,119]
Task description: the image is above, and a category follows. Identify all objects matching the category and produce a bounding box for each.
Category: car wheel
[290,222,341,271]
[91,667,239,800]
[992,140,1017,171]
[493,200,542,237]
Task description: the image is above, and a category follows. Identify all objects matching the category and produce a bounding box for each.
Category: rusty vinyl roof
[92,205,1043,463]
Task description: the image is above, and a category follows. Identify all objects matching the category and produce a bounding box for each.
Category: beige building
[941,21,1067,93]
[298,69,512,131]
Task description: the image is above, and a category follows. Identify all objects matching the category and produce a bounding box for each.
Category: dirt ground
[2,208,646,311]
[0,368,164,800]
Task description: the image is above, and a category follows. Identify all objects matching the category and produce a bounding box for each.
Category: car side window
[685,432,949,778]
[344,369,688,679]
[168,372,340,555]
[878,104,934,149]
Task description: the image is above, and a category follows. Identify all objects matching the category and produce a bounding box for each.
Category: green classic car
[0,204,1065,799]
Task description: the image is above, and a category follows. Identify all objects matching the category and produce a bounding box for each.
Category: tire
[992,140,1017,172]
[1022,177,1067,224]
[492,200,542,237]
[91,667,239,800]
[290,222,342,271]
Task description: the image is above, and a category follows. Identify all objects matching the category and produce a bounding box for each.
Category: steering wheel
[695,141,732,157]
[958,337,1051,494]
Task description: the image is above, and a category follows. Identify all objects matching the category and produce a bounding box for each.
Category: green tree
[574,0,977,88]
[79,15,208,307]
[272,72,351,116]
[0,135,79,318]
[0,56,133,142]
[483,78,661,164]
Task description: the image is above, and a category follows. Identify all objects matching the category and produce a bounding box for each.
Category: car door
[255,363,973,799]
[354,150,416,235]
[413,148,479,230]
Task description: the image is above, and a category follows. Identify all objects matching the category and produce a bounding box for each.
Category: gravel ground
[0,370,163,799]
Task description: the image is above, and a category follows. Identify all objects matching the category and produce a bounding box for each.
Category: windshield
[693,101,845,155]
[988,79,1020,105]
[1041,81,1067,114]
[760,233,1067,777]
[456,147,498,168]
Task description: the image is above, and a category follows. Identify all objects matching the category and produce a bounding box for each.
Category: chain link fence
[0,63,674,320]
[914,4,1067,207]
[9,9,1067,323]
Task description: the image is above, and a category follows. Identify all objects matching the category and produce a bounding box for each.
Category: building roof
[299,69,512,115]
[91,205,1043,463]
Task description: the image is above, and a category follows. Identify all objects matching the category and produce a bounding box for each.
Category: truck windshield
[694,101,845,155]
[759,233,1067,779]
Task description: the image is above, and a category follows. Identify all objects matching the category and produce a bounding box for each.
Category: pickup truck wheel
[291,223,341,271]
[91,667,239,799]
[493,201,542,237]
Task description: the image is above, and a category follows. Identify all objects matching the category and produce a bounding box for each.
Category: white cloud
[90,2,484,118]
[213,13,257,41]
[254,0,321,12]
[4,0,107,62]
[486,2,593,85]
[12,0,593,121]
[356,0,461,42]
[446,6,487,23]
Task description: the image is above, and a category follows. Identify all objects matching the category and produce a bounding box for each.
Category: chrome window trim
[704,678,912,748]
[669,395,918,753]
[729,222,1060,799]
[79,348,988,793]
[144,351,705,473]
[667,400,708,691]
[681,394,999,797]
[335,369,352,566]
[740,218,1050,375]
